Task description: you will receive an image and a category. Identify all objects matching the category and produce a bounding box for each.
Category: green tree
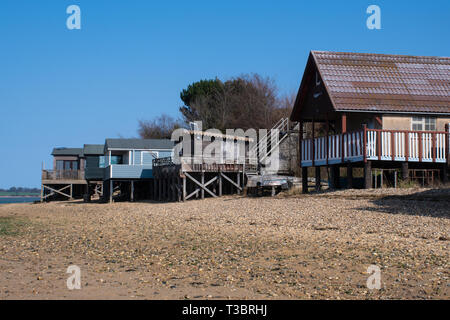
[179,79,224,129]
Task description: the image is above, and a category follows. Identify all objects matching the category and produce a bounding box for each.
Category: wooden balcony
[301,128,450,167]
[42,170,85,182]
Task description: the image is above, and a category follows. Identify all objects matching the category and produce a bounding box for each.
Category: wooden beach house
[290,51,450,191]
[41,147,87,201]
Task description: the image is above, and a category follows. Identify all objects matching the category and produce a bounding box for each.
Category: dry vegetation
[0,187,448,299]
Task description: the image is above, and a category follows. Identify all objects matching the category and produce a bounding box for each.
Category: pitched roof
[83,144,105,155]
[292,51,450,117]
[51,148,83,156]
[105,139,174,150]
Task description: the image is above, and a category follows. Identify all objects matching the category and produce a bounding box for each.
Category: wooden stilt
[364,161,372,189]
[201,172,205,199]
[330,165,340,189]
[218,172,222,196]
[158,178,162,201]
[131,180,134,202]
[182,177,186,202]
[443,164,448,184]
[401,162,409,181]
[302,167,308,194]
[109,180,113,203]
[347,163,353,189]
[315,166,321,191]
[237,172,241,194]
[172,176,176,201]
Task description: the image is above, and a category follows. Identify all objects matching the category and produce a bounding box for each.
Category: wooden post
[237,172,241,194]
[315,166,321,191]
[330,165,340,189]
[182,177,186,201]
[405,132,409,162]
[377,130,381,160]
[446,124,449,166]
[302,167,308,194]
[401,162,409,181]
[391,130,395,160]
[432,133,436,163]
[347,163,353,189]
[325,118,329,166]
[341,113,347,133]
[419,132,423,162]
[363,124,367,163]
[299,120,303,172]
[443,164,448,184]
[176,177,181,202]
[172,177,177,201]
[380,169,383,188]
[130,180,134,202]
[218,172,222,196]
[311,120,315,167]
[201,172,205,199]
[158,178,162,201]
[342,113,347,163]
[364,161,372,189]
[109,180,113,203]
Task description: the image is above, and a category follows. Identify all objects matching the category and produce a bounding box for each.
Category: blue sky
[0,0,449,188]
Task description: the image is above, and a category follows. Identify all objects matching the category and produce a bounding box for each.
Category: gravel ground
[0,187,448,299]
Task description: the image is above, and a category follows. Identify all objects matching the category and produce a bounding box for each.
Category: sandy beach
[0,188,448,299]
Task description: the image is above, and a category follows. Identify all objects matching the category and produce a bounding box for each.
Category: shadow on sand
[357,188,450,219]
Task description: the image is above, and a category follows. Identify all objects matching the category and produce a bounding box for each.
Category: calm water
[0,197,40,204]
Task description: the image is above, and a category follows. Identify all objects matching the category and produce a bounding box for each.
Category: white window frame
[411,116,436,131]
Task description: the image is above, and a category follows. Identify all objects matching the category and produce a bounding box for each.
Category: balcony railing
[300,127,450,167]
[42,170,85,181]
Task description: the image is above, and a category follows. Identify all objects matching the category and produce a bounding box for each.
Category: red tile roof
[312,51,450,114]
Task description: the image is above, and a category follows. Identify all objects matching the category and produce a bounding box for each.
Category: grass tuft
[0,217,28,236]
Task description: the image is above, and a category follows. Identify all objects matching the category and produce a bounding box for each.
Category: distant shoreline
[0,195,40,198]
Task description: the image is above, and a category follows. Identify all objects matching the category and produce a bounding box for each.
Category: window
[411,117,436,131]
[56,160,64,170]
[110,155,122,165]
[55,160,78,171]
[424,117,436,131]
[99,156,106,168]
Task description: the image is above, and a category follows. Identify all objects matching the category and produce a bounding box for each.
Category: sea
[0,197,40,204]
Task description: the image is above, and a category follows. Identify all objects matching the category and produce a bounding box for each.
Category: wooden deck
[149,157,258,202]
[300,127,450,167]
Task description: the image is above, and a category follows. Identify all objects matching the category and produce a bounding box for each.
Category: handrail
[300,128,449,166]
[42,169,84,180]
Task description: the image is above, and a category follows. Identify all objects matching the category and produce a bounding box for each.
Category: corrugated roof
[105,139,174,150]
[83,144,105,155]
[311,51,450,114]
[51,148,83,156]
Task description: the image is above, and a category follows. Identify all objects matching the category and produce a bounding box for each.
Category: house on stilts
[41,147,87,201]
[102,138,174,202]
[290,51,450,191]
